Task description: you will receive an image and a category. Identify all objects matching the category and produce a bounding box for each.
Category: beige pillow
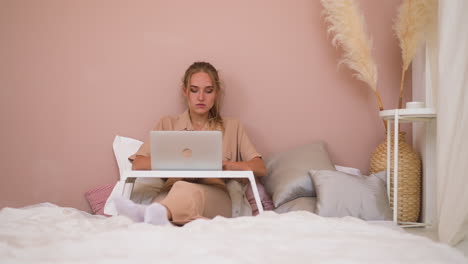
[264,141,335,207]
[309,170,392,220]
[274,197,317,214]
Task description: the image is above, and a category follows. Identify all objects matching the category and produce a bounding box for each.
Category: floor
[405,226,468,257]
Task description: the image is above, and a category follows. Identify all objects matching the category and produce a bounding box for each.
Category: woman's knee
[172,180,199,191]
[171,181,205,200]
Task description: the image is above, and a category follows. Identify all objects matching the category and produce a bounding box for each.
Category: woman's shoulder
[222,117,245,132]
[154,112,189,130]
[222,117,241,126]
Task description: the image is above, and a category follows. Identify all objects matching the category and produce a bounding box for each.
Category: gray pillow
[264,141,335,207]
[309,170,392,220]
[274,197,317,214]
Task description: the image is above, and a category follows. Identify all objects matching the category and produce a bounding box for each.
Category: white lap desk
[122,170,264,213]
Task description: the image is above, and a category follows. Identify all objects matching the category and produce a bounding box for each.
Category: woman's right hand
[132,155,151,170]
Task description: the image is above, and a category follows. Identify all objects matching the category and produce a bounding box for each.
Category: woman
[114,61,272,226]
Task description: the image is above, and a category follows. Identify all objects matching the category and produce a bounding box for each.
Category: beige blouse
[129,110,261,190]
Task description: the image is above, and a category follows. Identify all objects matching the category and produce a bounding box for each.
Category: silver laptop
[150,131,222,170]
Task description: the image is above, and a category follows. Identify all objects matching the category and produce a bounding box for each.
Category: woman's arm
[132,155,151,170]
[222,157,267,177]
[134,154,267,176]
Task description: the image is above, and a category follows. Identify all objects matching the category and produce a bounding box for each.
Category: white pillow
[335,165,363,176]
[112,135,144,180]
[106,136,164,215]
[226,180,253,217]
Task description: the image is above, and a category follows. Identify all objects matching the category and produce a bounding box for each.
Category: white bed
[1,203,466,263]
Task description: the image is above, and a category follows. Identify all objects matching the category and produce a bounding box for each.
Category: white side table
[379,108,436,227]
[121,170,264,213]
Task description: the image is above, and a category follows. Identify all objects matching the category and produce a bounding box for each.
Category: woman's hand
[222,161,251,171]
[223,161,250,184]
[223,157,267,178]
[132,155,151,170]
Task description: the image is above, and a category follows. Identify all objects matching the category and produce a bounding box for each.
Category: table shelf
[381,108,437,227]
[380,108,436,121]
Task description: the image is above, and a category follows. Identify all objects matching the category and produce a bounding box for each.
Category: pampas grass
[394,0,436,109]
[321,0,384,116]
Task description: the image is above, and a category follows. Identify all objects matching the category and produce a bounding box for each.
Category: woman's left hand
[223,157,266,178]
[223,161,251,184]
[222,161,251,171]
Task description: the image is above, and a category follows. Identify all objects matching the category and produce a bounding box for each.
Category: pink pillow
[245,182,274,215]
[85,183,115,216]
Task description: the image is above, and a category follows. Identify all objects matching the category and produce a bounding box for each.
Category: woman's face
[184,71,217,117]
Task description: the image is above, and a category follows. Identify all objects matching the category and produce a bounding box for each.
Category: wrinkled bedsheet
[0,203,466,264]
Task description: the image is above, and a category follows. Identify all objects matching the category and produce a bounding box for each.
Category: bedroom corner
[1,0,467,261]
[0,0,407,213]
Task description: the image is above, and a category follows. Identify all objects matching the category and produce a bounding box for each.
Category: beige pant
[154,181,232,225]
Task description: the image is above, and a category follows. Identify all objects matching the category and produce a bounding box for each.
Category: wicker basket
[369,131,421,222]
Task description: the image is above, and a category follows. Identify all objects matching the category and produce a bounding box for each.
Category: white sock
[113,196,146,222]
[144,203,171,226]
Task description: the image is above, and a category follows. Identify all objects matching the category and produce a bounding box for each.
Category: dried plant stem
[375,91,384,112]
[398,69,406,109]
[375,91,387,130]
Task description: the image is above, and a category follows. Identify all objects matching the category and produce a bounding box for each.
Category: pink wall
[0,0,411,211]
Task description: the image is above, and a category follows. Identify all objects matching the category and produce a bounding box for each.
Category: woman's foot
[113,196,146,222]
[114,197,171,226]
[144,203,171,226]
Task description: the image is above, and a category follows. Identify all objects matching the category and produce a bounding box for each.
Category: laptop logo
[182,148,192,158]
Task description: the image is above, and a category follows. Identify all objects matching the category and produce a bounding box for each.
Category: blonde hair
[182,61,224,130]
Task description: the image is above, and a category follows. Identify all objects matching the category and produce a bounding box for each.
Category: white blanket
[0,203,466,263]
